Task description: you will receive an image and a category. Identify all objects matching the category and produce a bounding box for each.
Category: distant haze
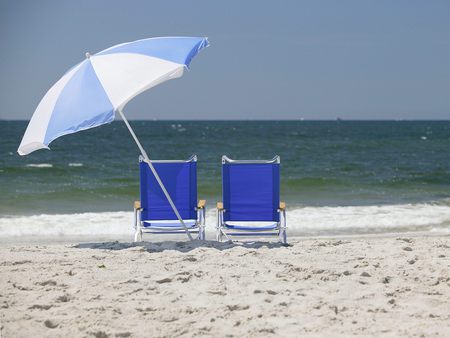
[0,0,449,120]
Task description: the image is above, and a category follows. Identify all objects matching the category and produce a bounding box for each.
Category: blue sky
[0,0,449,120]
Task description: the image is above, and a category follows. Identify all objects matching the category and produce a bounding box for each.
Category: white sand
[0,234,449,337]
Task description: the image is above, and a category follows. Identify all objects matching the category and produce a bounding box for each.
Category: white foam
[288,203,450,235]
[68,163,83,167]
[0,212,133,238]
[25,163,53,168]
[0,203,449,238]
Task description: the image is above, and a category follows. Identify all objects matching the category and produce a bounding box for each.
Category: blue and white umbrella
[18,36,209,155]
[18,36,209,240]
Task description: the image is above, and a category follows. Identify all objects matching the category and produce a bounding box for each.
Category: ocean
[1,120,450,238]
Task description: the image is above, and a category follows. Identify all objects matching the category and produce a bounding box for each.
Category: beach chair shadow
[216,156,287,244]
[133,155,206,242]
[73,240,289,253]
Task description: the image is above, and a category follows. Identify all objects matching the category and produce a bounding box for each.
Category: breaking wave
[0,202,449,239]
[25,163,53,168]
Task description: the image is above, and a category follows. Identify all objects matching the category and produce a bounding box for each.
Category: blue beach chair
[216,156,287,244]
[133,155,206,241]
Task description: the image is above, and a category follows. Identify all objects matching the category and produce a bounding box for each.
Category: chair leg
[133,208,137,240]
[134,228,143,242]
[201,208,206,240]
[279,210,288,244]
[196,207,206,240]
[199,225,206,241]
[133,208,143,242]
[216,209,223,242]
[280,228,287,244]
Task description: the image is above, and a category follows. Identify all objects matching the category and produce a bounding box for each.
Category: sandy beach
[1,234,449,337]
[2,1,450,337]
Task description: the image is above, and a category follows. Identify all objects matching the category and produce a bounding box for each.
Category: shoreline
[0,229,448,246]
[1,234,449,337]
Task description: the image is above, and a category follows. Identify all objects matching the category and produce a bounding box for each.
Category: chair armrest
[279,201,286,211]
[197,199,206,209]
[134,200,142,210]
[217,202,224,210]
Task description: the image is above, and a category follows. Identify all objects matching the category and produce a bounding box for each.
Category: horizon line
[0,118,450,124]
[2,118,450,122]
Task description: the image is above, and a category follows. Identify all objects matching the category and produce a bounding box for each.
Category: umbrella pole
[117,108,194,241]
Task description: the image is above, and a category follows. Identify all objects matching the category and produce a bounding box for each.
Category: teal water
[1,120,450,216]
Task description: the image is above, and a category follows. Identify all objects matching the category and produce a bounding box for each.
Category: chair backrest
[222,156,280,222]
[139,155,197,221]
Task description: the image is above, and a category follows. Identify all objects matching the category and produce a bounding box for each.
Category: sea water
[1,120,449,237]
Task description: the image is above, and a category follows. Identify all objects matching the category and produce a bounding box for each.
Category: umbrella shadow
[73,240,290,253]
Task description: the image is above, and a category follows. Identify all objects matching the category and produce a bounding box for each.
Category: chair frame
[216,155,287,244]
[133,155,206,241]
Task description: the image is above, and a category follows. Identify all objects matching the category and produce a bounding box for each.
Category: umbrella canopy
[18,36,209,155]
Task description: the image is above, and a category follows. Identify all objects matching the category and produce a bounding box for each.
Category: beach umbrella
[17,36,210,240]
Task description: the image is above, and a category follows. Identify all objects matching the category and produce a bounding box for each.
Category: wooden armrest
[134,200,141,210]
[217,202,224,210]
[279,201,286,210]
[197,199,206,209]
